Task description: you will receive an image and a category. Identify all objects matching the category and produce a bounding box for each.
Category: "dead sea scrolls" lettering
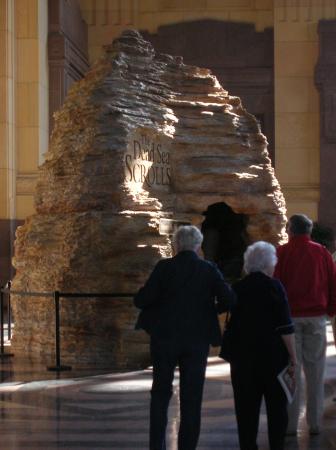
[125,135,171,187]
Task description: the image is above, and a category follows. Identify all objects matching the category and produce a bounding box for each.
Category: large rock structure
[11,30,287,369]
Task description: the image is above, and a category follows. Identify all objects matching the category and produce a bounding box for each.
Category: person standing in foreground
[134,225,236,450]
[274,214,336,435]
[220,241,296,450]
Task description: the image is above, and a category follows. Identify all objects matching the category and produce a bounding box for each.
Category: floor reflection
[0,331,334,449]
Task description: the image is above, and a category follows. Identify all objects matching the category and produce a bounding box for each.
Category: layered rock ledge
[11,30,286,369]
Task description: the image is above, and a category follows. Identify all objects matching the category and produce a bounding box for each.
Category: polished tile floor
[0,327,335,449]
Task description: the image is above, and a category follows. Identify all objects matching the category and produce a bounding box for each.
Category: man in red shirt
[274,214,336,435]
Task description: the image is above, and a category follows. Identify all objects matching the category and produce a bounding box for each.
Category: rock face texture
[12,30,286,369]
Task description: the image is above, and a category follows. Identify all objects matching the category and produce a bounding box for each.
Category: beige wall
[270,0,336,222]
[15,0,48,220]
[0,0,16,222]
[274,0,336,220]
[0,0,48,224]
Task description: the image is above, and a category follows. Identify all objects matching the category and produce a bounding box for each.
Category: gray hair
[289,214,313,235]
[243,241,277,275]
[173,225,203,252]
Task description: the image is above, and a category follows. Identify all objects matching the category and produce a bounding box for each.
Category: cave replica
[11,30,287,369]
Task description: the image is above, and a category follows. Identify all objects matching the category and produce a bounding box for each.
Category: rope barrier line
[2,289,54,297]
[0,285,136,371]
[58,292,135,298]
[1,289,134,298]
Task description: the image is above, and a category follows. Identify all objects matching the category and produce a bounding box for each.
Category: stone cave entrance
[11,30,286,370]
[201,203,247,281]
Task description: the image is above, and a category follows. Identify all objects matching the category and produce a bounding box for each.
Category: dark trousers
[231,362,288,450]
[149,337,209,450]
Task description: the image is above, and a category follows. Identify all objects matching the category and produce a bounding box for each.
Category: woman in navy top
[220,241,296,450]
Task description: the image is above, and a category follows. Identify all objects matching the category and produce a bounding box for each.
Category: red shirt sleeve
[326,251,336,317]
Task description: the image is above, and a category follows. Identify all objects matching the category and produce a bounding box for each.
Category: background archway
[201,202,248,281]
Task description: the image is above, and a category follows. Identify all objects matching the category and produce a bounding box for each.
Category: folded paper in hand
[277,365,296,404]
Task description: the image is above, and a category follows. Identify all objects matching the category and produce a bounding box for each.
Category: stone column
[15,0,48,219]
[0,0,16,284]
[274,0,320,220]
[315,20,336,231]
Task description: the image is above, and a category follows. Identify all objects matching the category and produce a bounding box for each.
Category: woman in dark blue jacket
[220,241,297,450]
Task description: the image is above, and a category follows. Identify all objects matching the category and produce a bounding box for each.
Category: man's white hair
[243,241,277,275]
[173,225,203,252]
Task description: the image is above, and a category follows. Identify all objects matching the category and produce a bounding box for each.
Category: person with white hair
[220,241,296,450]
[134,225,236,450]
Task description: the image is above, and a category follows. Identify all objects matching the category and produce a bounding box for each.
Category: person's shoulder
[154,257,173,270]
[269,276,283,287]
[275,243,288,261]
[201,259,217,269]
[317,244,335,263]
[232,277,247,294]
[270,277,286,294]
[201,259,224,276]
[308,239,324,249]
[308,240,330,256]
[277,241,289,253]
[199,258,217,270]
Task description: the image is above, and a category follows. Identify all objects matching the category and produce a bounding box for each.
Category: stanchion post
[7,281,11,340]
[47,291,71,371]
[0,287,13,358]
[0,288,4,351]
[55,290,61,367]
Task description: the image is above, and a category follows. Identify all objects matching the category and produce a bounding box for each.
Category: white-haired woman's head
[173,225,203,253]
[243,241,277,277]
